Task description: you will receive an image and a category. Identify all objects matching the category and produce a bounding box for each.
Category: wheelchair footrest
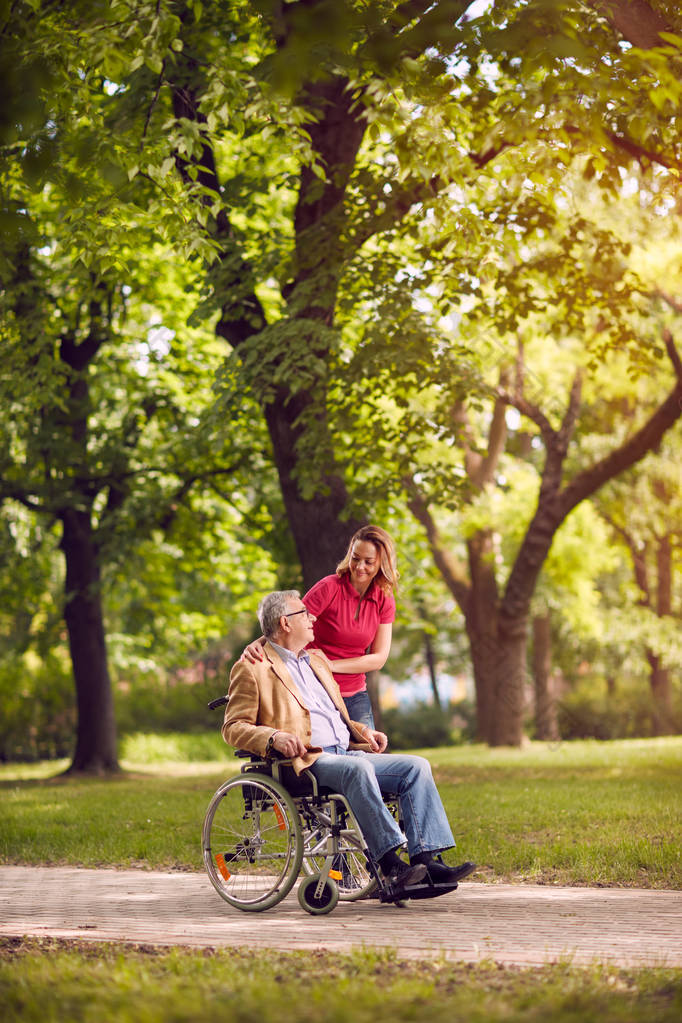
[395,881,459,900]
[373,880,460,904]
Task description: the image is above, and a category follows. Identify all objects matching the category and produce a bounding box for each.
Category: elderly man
[223,589,475,895]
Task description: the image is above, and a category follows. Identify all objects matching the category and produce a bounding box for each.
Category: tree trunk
[532,611,559,741]
[648,532,675,734]
[467,625,499,743]
[646,651,673,735]
[263,392,365,589]
[464,609,531,747]
[412,338,682,749]
[174,66,370,587]
[465,532,508,743]
[60,507,119,774]
[587,0,673,49]
[423,631,442,710]
[488,610,529,746]
[259,76,368,583]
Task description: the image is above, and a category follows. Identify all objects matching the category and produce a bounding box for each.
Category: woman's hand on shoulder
[240,638,265,663]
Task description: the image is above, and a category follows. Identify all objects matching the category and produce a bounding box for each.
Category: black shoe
[423,859,477,885]
[385,861,427,895]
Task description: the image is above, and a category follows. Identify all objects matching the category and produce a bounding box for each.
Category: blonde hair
[336,525,398,595]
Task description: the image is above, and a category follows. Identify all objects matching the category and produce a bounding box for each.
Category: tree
[193,0,682,598]
[4,0,682,757]
[528,500,621,741]
[595,441,682,733]
[387,156,682,744]
[531,610,558,741]
[0,206,262,772]
[406,317,682,745]
[162,0,494,585]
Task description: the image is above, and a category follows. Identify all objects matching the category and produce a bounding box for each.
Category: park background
[1,0,680,772]
[1,5,681,1020]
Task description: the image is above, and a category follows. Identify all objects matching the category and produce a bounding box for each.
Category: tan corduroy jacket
[222,642,372,773]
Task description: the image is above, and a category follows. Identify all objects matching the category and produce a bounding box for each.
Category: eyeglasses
[284,608,313,620]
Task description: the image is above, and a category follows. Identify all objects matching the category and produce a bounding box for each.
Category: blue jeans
[307,749,455,862]
[343,689,375,729]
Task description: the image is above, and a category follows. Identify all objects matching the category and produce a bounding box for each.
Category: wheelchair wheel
[203,773,303,912]
[300,797,376,901]
[297,873,339,915]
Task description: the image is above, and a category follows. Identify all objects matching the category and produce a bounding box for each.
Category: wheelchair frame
[203,698,459,915]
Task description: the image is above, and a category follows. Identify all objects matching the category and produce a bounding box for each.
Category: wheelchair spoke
[299,796,376,901]
[203,774,302,911]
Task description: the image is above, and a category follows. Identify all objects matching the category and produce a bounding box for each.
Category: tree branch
[480,391,508,487]
[0,481,50,514]
[556,371,583,456]
[350,132,505,252]
[168,74,268,349]
[404,478,471,613]
[607,130,676,171]
[463,366,509,492]
[587,0,674,49]
[59,295,109,371]
[558,332,682,518]
[154,460,251,532]
[496,387,555,445]
[603,509,653,604]
[663,327,682,377]
[141,59,166,144]
[655,290,682,316]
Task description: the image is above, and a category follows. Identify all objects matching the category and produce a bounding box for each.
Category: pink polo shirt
[303,573,396,697]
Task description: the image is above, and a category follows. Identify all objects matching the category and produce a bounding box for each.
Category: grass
[0,735,680,887]
[2,738,681,1020]
[431,737,682,888]
[1,938,681,1023]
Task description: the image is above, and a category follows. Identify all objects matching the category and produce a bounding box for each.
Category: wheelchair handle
[207,696,228,710]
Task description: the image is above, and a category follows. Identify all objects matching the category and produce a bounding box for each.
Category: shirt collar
[340,572,380,603]
[270,641,311,666]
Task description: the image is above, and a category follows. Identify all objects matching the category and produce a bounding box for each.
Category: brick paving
[1,866,680,967]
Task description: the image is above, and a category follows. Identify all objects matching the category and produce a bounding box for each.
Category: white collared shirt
[270,642,350,749]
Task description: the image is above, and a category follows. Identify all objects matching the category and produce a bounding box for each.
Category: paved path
[1,867,680,968]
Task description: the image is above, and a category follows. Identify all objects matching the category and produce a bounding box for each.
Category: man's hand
[270,731,307,758]
[364,729,388,753]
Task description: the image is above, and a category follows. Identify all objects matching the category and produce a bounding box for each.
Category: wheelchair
[202,697,460,915]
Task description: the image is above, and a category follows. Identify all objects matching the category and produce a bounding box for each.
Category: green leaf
[145,53,163,75]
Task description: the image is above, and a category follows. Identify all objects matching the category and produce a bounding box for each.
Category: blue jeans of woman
[307,747,455,862]
[342,689,375,729]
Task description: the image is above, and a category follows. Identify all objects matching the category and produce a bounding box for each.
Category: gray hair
[257,590,301,639]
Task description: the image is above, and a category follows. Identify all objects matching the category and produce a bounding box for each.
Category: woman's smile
[349,540,380,594]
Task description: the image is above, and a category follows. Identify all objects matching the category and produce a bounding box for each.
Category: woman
[243,525,398,728]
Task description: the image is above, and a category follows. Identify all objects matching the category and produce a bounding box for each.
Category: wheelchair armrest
[233,749,294,763]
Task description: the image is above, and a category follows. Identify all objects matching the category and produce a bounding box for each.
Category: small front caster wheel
[297,874,339,915]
